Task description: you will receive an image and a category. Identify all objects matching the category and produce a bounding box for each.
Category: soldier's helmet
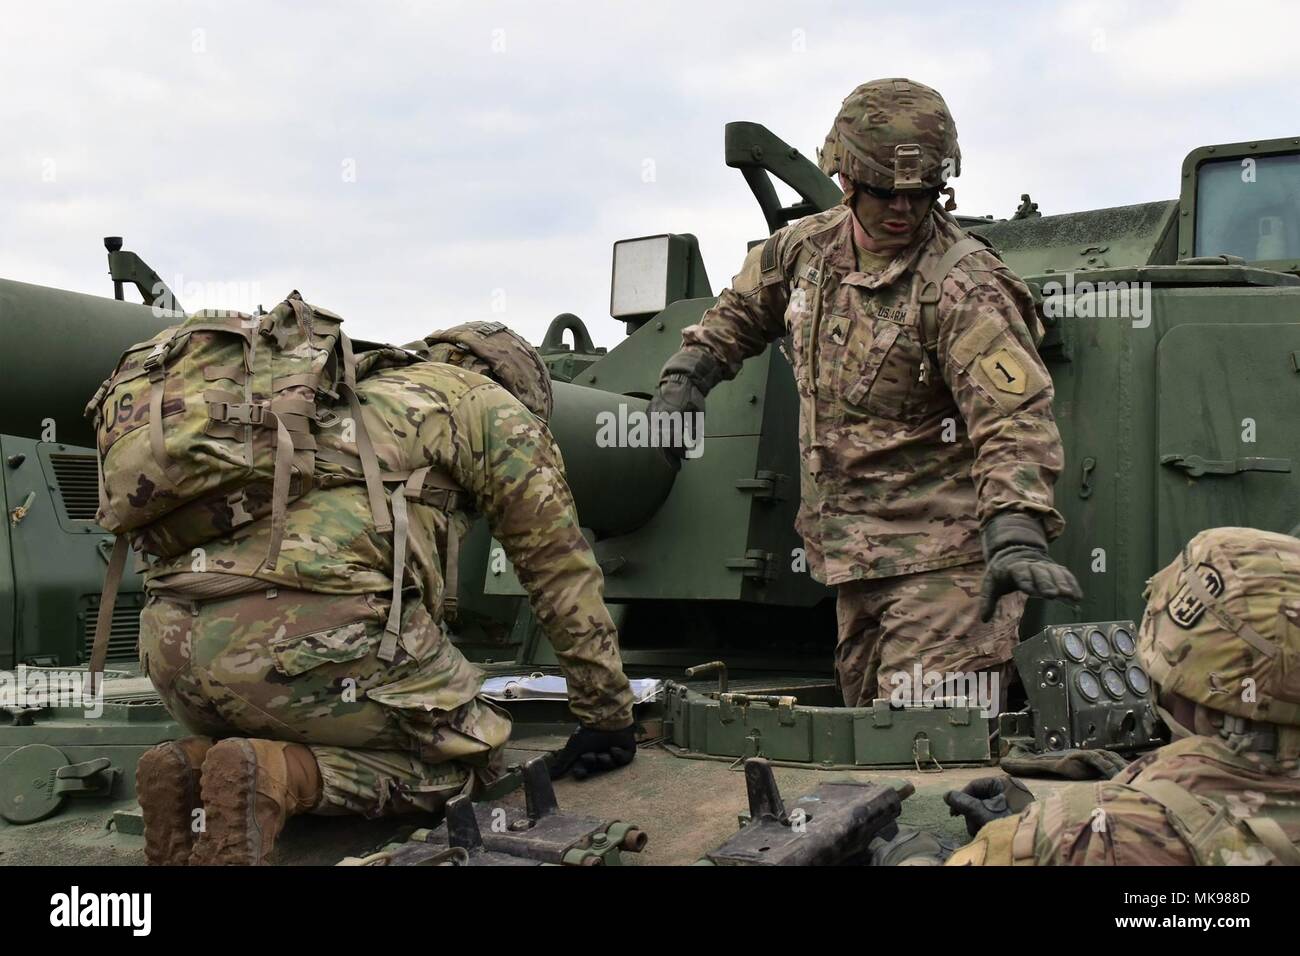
[818,77,960,192]
[1138,527,1300,727]
[418,322,554,421]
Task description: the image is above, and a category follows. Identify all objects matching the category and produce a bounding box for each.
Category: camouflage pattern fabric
[950,528,1300,865]
[414,322,554,421]
[680,204,1064,586]
[148,360,633,730]
[947,735,1300,865]
[140,361,634,815]
[139,589,503,816]
[1139,526,1300,728]
[819,77,961,191]
[91,294,347,558]
[835,562,1023,706]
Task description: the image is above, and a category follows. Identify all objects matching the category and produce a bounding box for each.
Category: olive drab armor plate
[1156,324,1300,565]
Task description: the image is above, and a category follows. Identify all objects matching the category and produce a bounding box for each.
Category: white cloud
[1,0,1297,351]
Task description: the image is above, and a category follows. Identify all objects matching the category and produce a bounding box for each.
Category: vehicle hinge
[53,757,119,798]
[725,549,777,582]
[734,470,790,503]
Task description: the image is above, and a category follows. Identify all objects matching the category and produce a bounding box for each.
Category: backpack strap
[143,330,185,484]
[915,236,988,353]
[88,534,130,695]
[339,332,393,536]
[377,466,469,661]
[418,469,466,622]
[378,482,411,663]
[92,413,122,531]
[260,410,296,570]
[1242,816,1300,865]
[1129,777,1217,834]
[1128,776,1299,865]
[1182,551,1279,659]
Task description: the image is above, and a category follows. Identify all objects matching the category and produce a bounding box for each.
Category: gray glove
[646,349,724,463]
[867,825,962,866]
[979,511,1082,622]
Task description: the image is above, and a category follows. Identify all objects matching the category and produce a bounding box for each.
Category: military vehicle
[2,122,1297,865]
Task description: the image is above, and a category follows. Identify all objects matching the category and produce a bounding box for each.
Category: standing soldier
[943,527,1300,865]
[650,78,1080,707]
[133,324,636,865]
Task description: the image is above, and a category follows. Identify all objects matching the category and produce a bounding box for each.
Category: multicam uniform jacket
[680,205,1064,585]
[948,734,1300,865]
[146,361,634,731]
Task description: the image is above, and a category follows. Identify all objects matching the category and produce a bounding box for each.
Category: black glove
[978,511,1083,622]
[943,776,1035,837]
[549,724,637,781]
[646,349,724,463]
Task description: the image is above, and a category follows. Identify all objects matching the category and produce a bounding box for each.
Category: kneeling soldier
[134,324,635,865]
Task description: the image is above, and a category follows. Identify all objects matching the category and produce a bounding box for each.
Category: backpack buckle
[143,347,168,382]
[208,401,267,426]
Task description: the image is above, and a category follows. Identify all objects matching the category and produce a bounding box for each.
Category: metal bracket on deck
[340,756,647,867]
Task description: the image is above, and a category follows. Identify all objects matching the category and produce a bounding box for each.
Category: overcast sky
[3,0,1297,348]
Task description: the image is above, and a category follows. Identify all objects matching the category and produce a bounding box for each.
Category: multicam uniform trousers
[139,585,512,817]
[834,561,1024,708]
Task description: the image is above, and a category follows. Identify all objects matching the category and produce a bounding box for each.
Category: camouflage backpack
[85,292,393,679]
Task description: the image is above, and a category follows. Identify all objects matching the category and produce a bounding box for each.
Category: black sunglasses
[858,183,941,202]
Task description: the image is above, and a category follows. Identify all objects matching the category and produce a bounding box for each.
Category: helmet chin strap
[941,185,957,212]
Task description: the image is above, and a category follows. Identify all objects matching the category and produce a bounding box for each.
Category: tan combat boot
[136,736,215,865]
[189,737,322,866]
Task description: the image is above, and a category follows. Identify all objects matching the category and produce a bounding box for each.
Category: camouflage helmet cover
[819,77,960,192]
[418,322,553,421]
[1138,527,1300,727]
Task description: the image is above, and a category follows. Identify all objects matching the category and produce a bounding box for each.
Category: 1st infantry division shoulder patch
[979,347,1027,394]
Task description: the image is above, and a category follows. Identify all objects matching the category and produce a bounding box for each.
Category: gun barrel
[547,381,677,538]
[0,278,172,447]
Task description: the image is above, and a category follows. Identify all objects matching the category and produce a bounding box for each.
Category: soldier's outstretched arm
[446,383,637,779]
[935,275,1081,620]
[650,236,792,460]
